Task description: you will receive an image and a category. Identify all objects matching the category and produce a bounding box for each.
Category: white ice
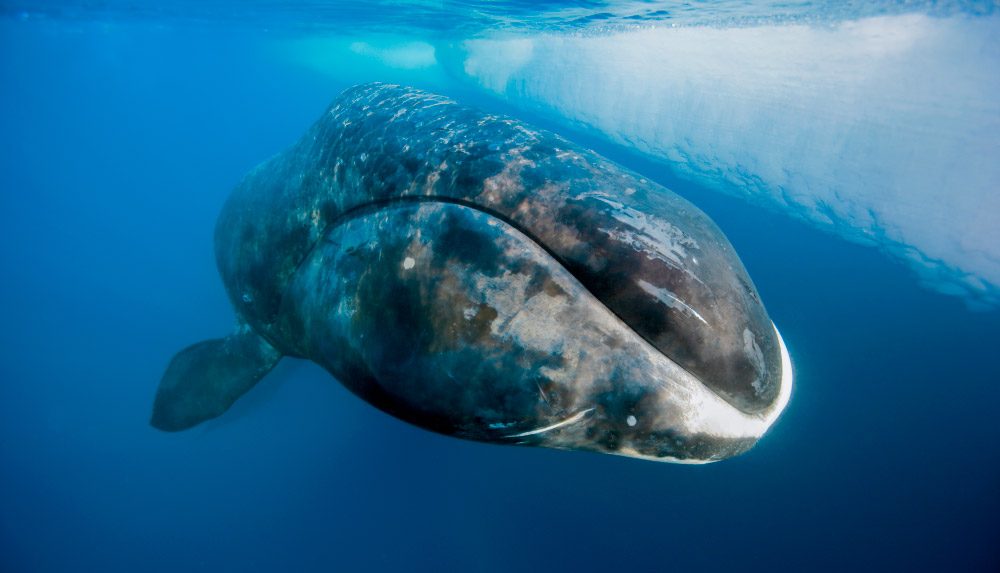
[459,14,1000,307]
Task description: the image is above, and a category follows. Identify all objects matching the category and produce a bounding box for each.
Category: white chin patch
[597,323,794,465]
[662,321,794,463]
[766,322,794,427]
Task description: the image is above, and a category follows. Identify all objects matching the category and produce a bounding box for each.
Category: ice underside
[457,14,1000,307]
[289,13,999,308]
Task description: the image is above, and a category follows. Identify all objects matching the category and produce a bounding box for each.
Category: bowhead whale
[151,82,792,463]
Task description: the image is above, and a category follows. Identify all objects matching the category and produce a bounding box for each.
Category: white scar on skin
[506,407,595,438]
[636,279,709,325]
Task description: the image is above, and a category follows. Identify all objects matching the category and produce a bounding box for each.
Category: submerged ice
[458,13,1000,307]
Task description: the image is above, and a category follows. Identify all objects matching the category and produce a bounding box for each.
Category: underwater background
[1,1,998,571]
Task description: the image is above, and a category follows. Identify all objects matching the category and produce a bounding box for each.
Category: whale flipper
[151,326,282,431]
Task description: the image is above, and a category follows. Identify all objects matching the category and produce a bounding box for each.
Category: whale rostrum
[151,83,792,463]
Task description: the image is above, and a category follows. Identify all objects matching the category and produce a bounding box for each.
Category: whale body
[151,83,792,463]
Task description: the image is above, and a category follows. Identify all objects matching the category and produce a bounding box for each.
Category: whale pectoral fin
[150,326,282,432]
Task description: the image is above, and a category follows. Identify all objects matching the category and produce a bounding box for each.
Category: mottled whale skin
[151,82,792,463]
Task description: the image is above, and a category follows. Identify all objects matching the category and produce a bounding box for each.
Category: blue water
[2,3,999,572]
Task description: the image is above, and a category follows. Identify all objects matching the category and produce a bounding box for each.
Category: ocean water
[1,2,998,572]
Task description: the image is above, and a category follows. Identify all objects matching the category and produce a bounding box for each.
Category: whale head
[284,194,792,464]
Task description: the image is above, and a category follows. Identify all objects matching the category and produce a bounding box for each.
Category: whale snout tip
[673,321,793,464]
[606,321,793,465]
